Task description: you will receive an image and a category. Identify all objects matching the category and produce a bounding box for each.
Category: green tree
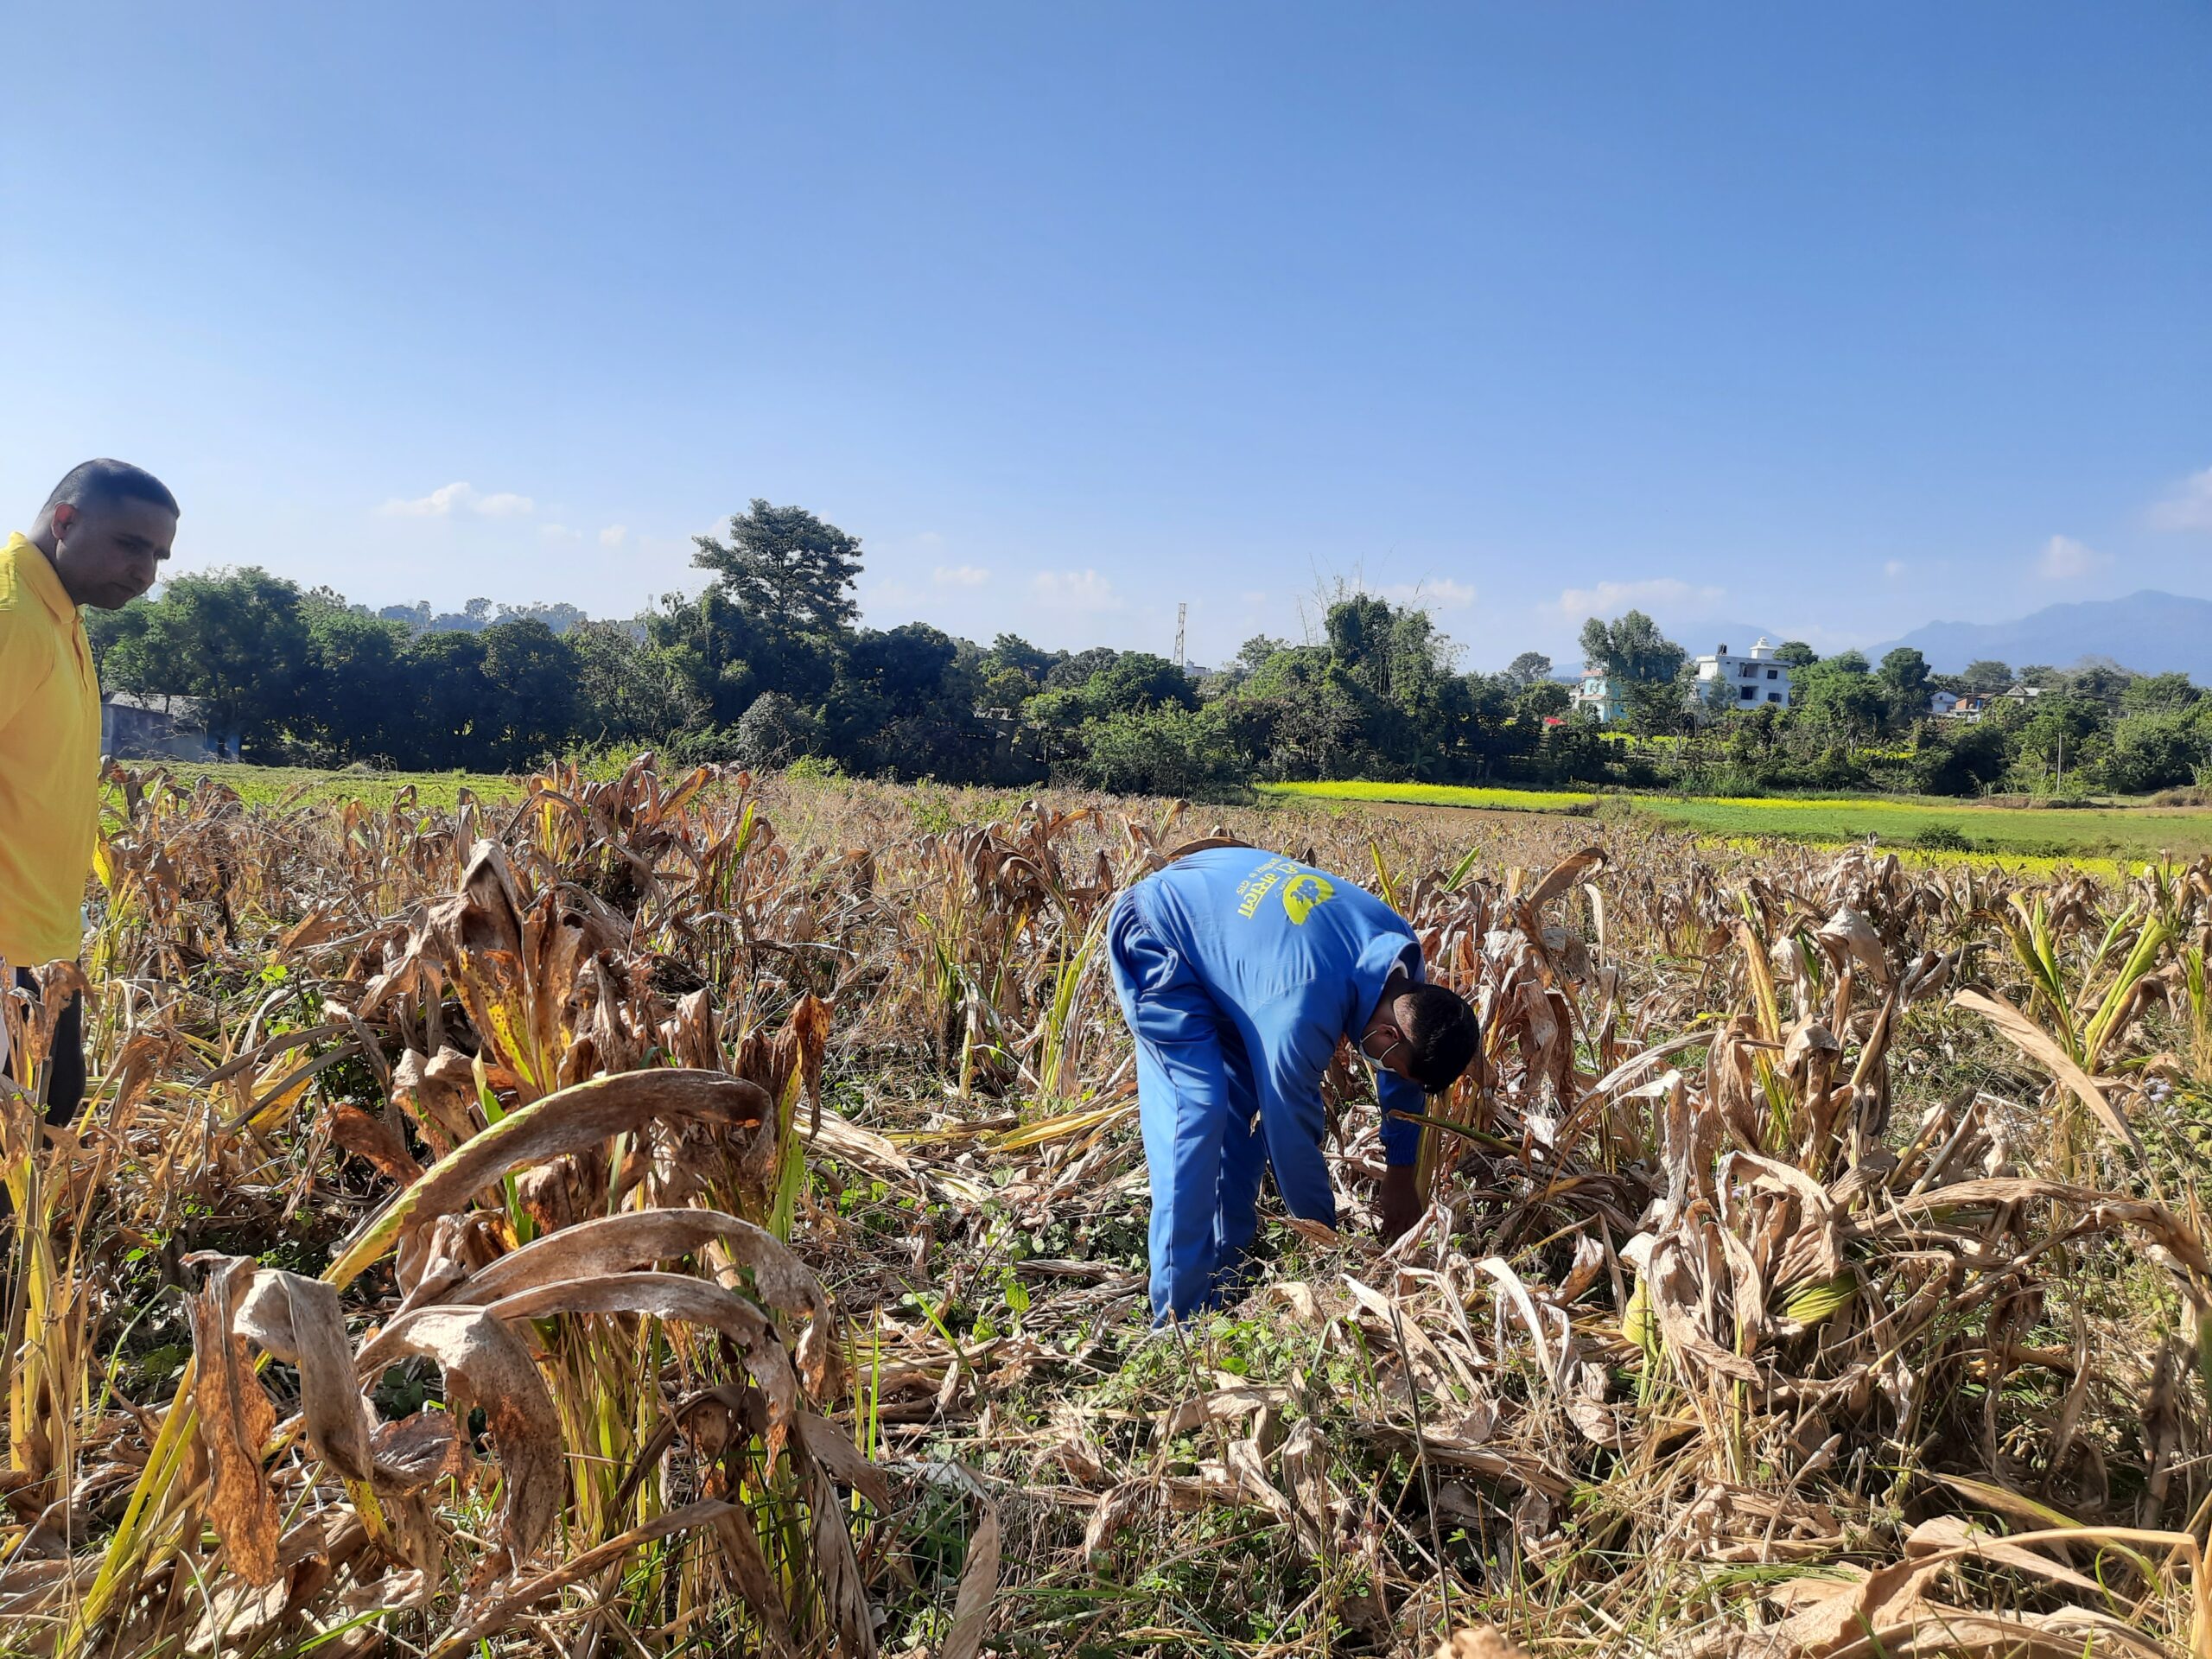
[296,598,410,761]
[479,620,581,768]
[1771,640,1819,667]
[2101,710,2206,794]
[569,620,708,745]
[732,690,825,770]
[2122,672,2201,714]
[1088,652,1198,715]
[1044,646,1121,690]
[1578,610,1686,684]
[398,630,493,769]
[2008,696,2109,794]
[105,567,313,759]
[1513,678,1571,721]
[690,499,863,637]
[824,623,985,779]
[1789,652,1887,738]
[1068,705,1240,796]
[1503,651,1553,690]
[978,633,1058,708]
[1961,658,2014,693]
[1876,647,1932,728]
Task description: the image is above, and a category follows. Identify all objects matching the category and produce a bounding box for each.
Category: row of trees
[90,500,2210,798]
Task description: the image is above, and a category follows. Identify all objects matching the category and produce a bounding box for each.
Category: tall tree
[479,620,580,768]
[691,499,863,637]
[1503,651,1553,690]
[1961,659,2014,692]
[105,568,313,759]
[1877,646,1931,714]
[1579,610,1686,684]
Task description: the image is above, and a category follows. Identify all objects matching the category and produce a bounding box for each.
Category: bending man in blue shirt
[1109,846,1480,1322]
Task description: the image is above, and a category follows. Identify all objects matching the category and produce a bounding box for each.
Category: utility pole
[1173,601,1187,671]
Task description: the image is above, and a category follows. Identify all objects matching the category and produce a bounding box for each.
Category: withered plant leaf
[808,1460,880,1657]
[1523,848,1606,916]
[709,1503,799,1659]
[359,1306,563,1582]
[941,1501,1002,1659]
[185,1255,281,1586]
[796,1411,891,1510]
[1952,988,2140,1155]
[468,1272,800,1462]
[233,1269,374,1482]
[326,1068,768,1290]
[446,1206,830,1328]
[329,1102,425,1187]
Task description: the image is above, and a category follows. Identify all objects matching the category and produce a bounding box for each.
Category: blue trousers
[1109,893,1333,1321]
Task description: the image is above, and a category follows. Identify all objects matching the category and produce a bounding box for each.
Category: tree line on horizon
[88,499,2212,799]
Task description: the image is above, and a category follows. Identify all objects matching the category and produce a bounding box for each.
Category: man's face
[1358,1016,1421,1086]
[49,499,175,609]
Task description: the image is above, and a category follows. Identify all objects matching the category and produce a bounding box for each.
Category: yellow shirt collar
[4,532,79,627]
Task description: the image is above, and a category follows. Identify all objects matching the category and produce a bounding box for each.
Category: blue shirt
[1126,847,1428,1166]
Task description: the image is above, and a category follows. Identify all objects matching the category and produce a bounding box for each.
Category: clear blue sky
[4,3,2207,670]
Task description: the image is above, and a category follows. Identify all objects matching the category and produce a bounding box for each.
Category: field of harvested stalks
[4,755,2212,1658]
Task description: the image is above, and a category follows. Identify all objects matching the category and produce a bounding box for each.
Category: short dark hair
[44,459,179,518]
[1401,982,1479,1094]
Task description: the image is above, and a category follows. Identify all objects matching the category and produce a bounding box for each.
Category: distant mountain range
[1872,590,2212,679]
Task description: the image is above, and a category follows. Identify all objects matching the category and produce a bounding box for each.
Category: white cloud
[1883,559,1907,580]
[932,564,990,588]
[599,524,628,548]
[377,480,536,519]
[538,523,581,542]
[2036,534,2109,580]
[2149,466,2212,532]
[1028,569,1124,612]
[1551,577,1725,618]
[917,531,945,548]
[1376,577,1476,611]
[379,480,476,517]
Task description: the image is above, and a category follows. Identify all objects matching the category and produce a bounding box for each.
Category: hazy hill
[1873,590,2212,678]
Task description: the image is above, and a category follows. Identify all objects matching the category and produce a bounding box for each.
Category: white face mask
[1359,1029,1407,1077]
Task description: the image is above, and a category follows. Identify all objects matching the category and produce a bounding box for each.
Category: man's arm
[1247,985,1352,1228]
[1376,1071,1426,1240]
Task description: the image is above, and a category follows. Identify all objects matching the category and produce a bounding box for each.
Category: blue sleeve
[1377,1072,1424,1167]
[1247,983,1350,1224]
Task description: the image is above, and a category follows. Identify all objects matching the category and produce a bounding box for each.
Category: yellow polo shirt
[0,533,101,965]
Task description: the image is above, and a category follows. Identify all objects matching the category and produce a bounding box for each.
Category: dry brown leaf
[327,1068,770,1291]
[1523,847,1606,916]
[470,1273,800,1463]
[233,1268,375,1483]
[1952,988,2140,1154]
[796,1411,892,1511]
[358,1306,563,1582]
[941,1500,1001,1659]
[185,1255,281,1586]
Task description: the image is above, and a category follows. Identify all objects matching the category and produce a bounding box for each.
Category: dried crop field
[6,755,2212,1658]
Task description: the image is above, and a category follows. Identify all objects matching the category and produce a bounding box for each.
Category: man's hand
[1378,1164,1421,1242]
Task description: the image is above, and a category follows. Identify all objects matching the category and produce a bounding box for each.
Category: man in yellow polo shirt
[2,460,176,1122]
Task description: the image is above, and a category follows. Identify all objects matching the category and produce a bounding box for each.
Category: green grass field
[122,766,2212,864]
[1259,778,2212,863]
[1258,779,1599,813]
[1631,794,2212,861]
[112,762,524,812]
